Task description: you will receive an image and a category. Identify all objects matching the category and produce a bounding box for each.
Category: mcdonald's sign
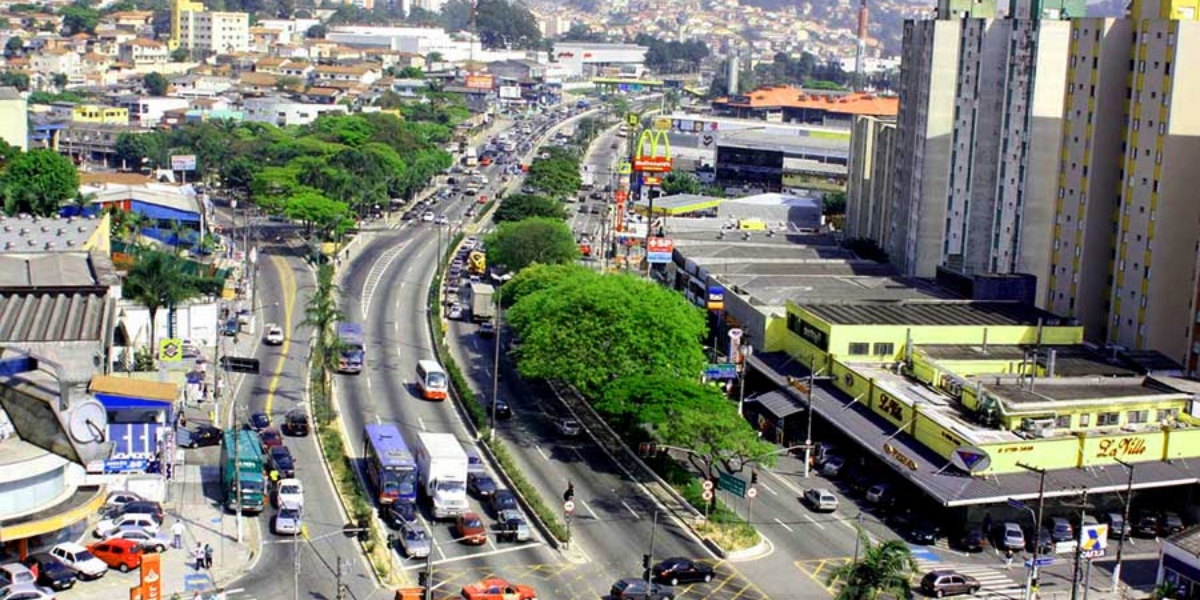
[632,128,673,173]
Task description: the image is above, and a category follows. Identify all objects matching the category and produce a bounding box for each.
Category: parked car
[648,558,715,586]
[179,424,222,448]
[107,526,170,553]
[610,578,675,600]
[448,304,464,320]
[48,543,107,580]
[19,554,75,591]
[955,527,985,553]
[276,479,304,508]
[1046,517,1074,542]
[396,522,431,558]
[269,446,296,479]
[489,489,519,515]
[468,472,497,499]
[478,321,495,337]
[908,519,940,545]
[1132,513,1161,537]
[803,488,839,512]
[386,502,418,528]
[274,504,302,536]
[1160,512,1186,536]
[495,509,530,543]
[103,491,143,511]
[456,512,487,545]
[221,319,238,336]
[94,514,159,539]
[994,522,1026,551]
[820,455,846,477]
[556,418,581,437]
[865,483,892,505]
[1028,528,1054,555]
[919,570,980,597]
[0,585,55,600]
[283,410,310,437]
[88,539,143,573]
[101,501,164,524]
[0,565,35,589]
[1101,512,1127,539]
[259,428,283,452]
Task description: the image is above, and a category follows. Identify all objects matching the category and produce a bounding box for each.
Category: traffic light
[751,471,758,485]
[642,554,651,570]
[563,484,575,502]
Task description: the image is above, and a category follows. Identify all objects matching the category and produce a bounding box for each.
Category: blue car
[249,413,271,431]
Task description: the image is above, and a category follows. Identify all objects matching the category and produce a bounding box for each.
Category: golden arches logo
[633,129,673,173]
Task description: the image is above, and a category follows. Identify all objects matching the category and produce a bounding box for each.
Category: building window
[1158,408,1179,422]
[1079,413,1091,427]
[1127,410,1148,424]
[848,343,870,356]
[873,343,895,356]
[1098,412,1120,426]
[1055,415,1072,429]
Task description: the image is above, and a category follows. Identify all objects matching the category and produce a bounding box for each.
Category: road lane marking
[534,445,549,461]
[773,518,793,532]
[578,499,598,520]
[620,501,640,520]
[767,470,805,497]
[263,255,295,417]
[803,515,825,530]
[759,482,778,496]
[397,541,545,569]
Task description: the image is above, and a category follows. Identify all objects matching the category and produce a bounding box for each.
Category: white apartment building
[179,10,249,55]
[117,39,168,67]
[0,87,27,151]
[1047,0,1200,370]
[242,96,348,127]
[845,115,896,244]
[885,0,1078,306]
[326,26,485,62]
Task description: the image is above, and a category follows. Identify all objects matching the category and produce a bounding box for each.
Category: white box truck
[460,282,495,323]
[415,432,469,519]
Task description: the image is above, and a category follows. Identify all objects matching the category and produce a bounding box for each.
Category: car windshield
[75,550,96,561]
[406,529,428,541]
[243,481,264,494]
[464,517,482,528]
[280,485,300,495]
[280,508,300,519]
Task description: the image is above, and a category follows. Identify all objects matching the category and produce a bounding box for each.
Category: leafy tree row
[523,147,582,199]
[631,33,709,74]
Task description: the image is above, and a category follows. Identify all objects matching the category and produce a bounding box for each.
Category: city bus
[335,323,365,374]
[363,423,418,505]
[416,359,448,400]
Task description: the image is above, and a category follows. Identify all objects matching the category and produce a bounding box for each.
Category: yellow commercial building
[751,299,1200,504]
[71,105,129,125]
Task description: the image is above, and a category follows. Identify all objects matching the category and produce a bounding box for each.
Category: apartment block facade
[845,115,896,245]
[178,9,250,55]
[1048,0,1200,370]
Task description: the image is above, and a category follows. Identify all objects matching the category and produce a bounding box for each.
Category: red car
[461,578,537,600]
[259,427,283,452]
[88,539,143,573]
[456,512,487,545]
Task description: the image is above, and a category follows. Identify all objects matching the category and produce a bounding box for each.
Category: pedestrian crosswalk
[913,556,1026,599]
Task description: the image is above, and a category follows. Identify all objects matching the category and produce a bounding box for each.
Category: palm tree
[827,530,919,600]
[124,250,204,360]
[299,263,344,424]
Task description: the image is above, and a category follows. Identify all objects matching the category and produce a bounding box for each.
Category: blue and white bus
[336,323,365,374]
[363,424,418,505]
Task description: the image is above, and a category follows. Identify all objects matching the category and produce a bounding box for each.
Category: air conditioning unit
[1021,417,1056,438]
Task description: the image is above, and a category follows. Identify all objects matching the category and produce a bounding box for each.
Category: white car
[109,526,171,552]
[94,514,159,539]
[803,488,840,512]
[264,324,285,345]
[276,478,304,508]
[556,418,581,437]
[274,503,302,536]
[422,212,435,222]
[0,585,56,600]
[103,491,143,510]
[448,304,464,320]
[49,543,107,580]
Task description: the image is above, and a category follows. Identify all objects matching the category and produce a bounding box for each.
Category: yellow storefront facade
[770,300,1200,476]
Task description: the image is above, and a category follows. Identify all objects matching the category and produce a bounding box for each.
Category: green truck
[220,429,266,514]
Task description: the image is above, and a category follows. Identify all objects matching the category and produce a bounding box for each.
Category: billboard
[465,74,494,90]
[646,237,674,263]
[170,155,196,171]
[499,86,521,99]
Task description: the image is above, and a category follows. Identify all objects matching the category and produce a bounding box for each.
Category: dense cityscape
[0,0,1198,598]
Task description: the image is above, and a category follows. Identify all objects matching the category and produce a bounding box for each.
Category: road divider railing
[426,234,571,547]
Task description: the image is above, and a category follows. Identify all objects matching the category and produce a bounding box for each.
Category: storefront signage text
[883,443,918,471]
[878,394,905,421]
[996,445,1035,454]
[1095,436,1148,459]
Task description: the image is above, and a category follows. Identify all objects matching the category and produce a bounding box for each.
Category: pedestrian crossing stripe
[797,558,1024,598]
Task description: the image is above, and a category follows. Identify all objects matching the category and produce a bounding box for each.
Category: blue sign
[1025,557,1055,568]
[704,363,738,380]
[707,286,725,311]
[185,573,212,591]
[103,458,150,473]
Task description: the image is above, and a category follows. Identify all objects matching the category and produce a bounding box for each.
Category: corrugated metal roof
[0,290,108,342]
[802,301,1066,327]
[0,255,97,287]
[744,389,805,419]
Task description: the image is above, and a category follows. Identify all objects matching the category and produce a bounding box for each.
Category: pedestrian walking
[172,520,185,549]
[1004,548,1014,570]
[192,543,204,571]
[204,543,213,569]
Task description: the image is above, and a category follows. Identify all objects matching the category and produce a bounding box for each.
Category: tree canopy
[60,1,99,34]
[632,33,709,73]
[524,147,582,199]
[493,193,565,223]
[142,72,168,96]
[499,263,590,308]
[124,249,211,354]
[828,533,918,600]
[0,149,79,216]
[440,0,542,49]
[505,268,707,396]
[661,172,702,196]
[484,217,578,274]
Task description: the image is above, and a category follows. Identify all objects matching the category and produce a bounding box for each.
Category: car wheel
[155,544,165,553]
[119,563,131,573]
[669,578,679,586]
[703,574,712,583]
[970,586,980,595]
[935,590,943,598]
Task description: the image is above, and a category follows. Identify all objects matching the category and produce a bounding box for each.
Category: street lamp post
[290,528,366,600]
[737,341,753,417]
[803,355,815,478]
[1111,458,1136,593]
[1016,463,1049,600]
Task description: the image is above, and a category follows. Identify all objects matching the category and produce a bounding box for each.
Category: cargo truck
[464,146,478,168]
[414,432,469,519]
[459,282,495,323]
[221,429,266,514]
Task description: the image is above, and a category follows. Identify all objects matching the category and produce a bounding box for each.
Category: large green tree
[661,172,702,196]
[484,217,578,274]
[827,532,918,600]
[284,188,351,238]
[124,250,207,358]
[0,149,79,216]
[493,193,565,223]
[60,2,99,34]
[525,150,582,199]
[142,72,168,96]
[499,263,590,308]
[506,269,707,395]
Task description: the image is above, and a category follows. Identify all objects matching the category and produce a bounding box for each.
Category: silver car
[109,526,171,552]
[274,504,302,536]
[397,523,431,559]
[803,488,839,512]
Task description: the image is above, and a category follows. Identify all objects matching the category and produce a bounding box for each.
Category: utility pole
[233,392,243,544]
[1066,489,1092,600]
[803,354,815,478]
[1017,463,1049,600]
[643,510,659,591]
[1111,459,1136,593]
[852,512,865,561]
[422,542,435,600]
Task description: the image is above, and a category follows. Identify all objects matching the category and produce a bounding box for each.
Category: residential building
[72,105,130,125]
[179,9,250,55]
[0,87,27,151]
[118,39,168,67]
[169,0,204,50]
[311,64,380,86]
[845,114,896,244]
[121,96,191,126]
[884,0,1078,306]
[29,49,82,88]
[242,95,348,126]
[712,87,900,128]
[1046,0,1200,371]
[169,74,234,98]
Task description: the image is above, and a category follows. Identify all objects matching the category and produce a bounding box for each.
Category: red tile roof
[718,85,899,117]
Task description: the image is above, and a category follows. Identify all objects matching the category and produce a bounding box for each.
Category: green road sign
[717,472,747,498]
